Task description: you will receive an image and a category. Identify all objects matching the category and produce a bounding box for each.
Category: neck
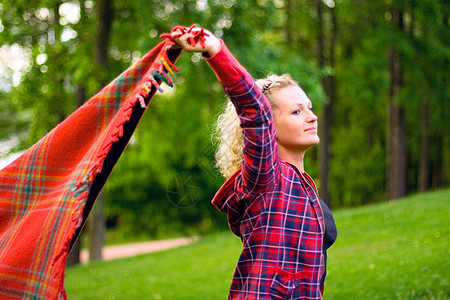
[278,147,306,173]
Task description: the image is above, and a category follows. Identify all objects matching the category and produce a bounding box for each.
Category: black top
[318,197,338,291]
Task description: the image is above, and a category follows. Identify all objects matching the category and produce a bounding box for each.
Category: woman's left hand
[169,26,221,57]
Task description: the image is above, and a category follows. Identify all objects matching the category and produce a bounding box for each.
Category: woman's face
[270,85,319,153]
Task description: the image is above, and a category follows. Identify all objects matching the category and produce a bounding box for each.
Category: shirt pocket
[270,267,310,300]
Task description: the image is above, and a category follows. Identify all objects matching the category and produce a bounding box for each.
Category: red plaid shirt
[209,41,327,299]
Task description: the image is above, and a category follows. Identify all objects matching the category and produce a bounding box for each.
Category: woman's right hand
[170,26,221,58]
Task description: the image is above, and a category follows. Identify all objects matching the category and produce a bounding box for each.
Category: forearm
[205,40,279,192]
[203,40,246,86]
[204,40,270,120]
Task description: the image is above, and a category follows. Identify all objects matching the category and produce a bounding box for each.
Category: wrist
[204,36,221,58]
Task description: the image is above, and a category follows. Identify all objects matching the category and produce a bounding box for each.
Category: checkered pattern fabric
[209,42,326,299]
[0,39,180,299]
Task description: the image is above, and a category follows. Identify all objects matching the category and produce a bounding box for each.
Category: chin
[309,139,320,149]
[310,136,320,146]
[302,139,320,151]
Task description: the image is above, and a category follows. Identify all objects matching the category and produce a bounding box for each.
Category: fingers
[159,26,188,41]
[172,31,207,52]
[160,25,215,54]
[171,28,186,39]
[172,33,194,50]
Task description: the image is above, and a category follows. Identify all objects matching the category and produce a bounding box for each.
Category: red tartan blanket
[0,38,181,299]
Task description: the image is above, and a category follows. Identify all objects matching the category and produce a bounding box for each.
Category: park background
[0,0,448,298]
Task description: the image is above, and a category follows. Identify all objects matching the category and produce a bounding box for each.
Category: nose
[306,109,318,123]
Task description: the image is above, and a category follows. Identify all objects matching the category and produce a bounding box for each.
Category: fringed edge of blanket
[50,40,181,288]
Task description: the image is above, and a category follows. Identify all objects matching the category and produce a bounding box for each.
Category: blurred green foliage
[0,0,449,237]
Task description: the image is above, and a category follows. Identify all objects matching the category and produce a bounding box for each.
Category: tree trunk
[315,0,326,202]
[89,191,106,261]
[94,0,113,70]
[432,136,443,189]
[418,97,430,192]
[66,85,88,266]
[285,0,294,45]
[316,0,336,207]
[386,8,407,200]
[324,7,337,207]
[76,85,87,108]
[431,13,448,189]
[66,237,81,267]
[89,0,113,262]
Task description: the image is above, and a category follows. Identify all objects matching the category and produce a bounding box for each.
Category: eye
[292,110,301,115]
[309,107,314,112]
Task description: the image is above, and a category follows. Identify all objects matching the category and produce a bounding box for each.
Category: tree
[412,0,449,191]
[386,6,407,200]
[418,96,429,192]
[87,0,113,262]
[315,0,338,207]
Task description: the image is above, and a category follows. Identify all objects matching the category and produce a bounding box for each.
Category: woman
[171,26,337,299]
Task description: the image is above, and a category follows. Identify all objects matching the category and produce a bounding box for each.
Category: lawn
[65,189,449,299]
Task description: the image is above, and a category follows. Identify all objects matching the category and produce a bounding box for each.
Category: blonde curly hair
[214,74,300,178]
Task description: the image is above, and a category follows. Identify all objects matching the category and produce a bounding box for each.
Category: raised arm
[171,26,279,193]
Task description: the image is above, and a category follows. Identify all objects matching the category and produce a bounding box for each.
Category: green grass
[65,232,242,299]
[65,189,449,299]
[325,189,449,299]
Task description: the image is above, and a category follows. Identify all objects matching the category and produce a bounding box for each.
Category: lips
[305,127,317,132]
